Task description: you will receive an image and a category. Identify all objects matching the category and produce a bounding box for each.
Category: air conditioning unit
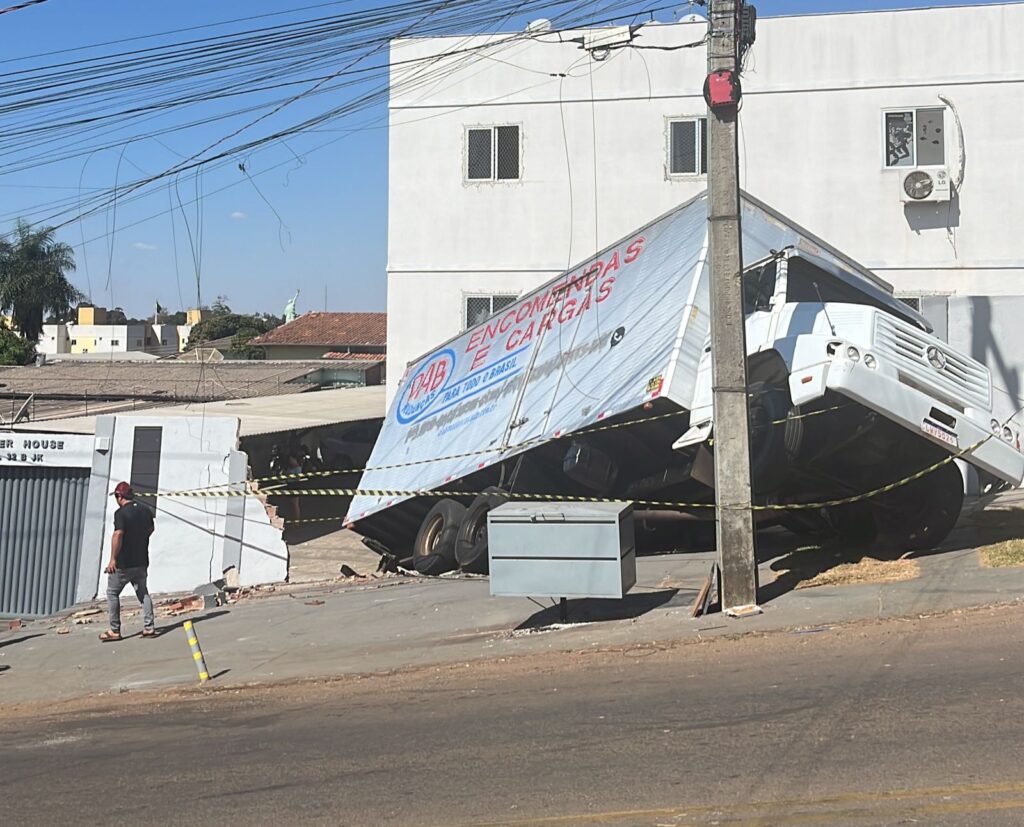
[900,167,952,203]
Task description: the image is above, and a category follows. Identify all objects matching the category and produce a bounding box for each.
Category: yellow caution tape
[166,402,851,497]
[138,432,988,514]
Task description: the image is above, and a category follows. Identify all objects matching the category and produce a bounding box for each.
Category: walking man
[99,482,157,641]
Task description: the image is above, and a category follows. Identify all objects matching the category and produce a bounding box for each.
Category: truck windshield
[785,257,883,306]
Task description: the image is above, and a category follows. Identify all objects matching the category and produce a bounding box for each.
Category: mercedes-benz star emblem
[926,345,947,371]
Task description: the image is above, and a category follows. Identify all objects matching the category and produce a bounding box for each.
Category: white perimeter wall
[84,415,287,597]
[386,3,1024,400]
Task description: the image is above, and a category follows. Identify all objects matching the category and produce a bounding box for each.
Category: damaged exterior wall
[77,415,288,601]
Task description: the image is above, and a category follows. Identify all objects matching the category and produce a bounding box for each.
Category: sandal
[98,630,122,642]
[141,629,158,638]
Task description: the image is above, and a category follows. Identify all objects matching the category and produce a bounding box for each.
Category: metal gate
[0,467,89,617]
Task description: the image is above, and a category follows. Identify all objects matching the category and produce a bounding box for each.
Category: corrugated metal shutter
[0,467,89,617]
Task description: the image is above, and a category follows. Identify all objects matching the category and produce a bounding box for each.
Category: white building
[37,307,192,358]
[386,2,1024,416]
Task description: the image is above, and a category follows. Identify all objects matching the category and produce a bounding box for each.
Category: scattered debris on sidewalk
[305,599,325,606]
[56,627,70,635]
[340,565,361,578]
[159,595,206,616]
[72,608,102,619]
[978,539,1024,568]
[8,618,23,631]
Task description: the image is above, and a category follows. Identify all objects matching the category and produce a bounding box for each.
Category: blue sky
[0,0,1000,317]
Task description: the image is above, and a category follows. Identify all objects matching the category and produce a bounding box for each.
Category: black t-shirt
[113,501,155,569]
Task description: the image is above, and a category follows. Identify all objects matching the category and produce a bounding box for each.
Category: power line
[0,2,677,241]
[0,0,50,16]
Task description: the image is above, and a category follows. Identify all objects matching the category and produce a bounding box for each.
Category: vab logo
[397,349,456,424]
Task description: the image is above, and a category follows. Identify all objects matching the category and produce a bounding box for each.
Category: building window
[668,117,707,176]
[71,339,77,346]
[884,108,945,168]
[130,426,162,512]
[111,339,120,346]
[464,294,519,328]
[135,339,142,346]
[466,125,520,181]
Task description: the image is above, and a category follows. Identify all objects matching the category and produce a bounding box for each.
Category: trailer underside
[351,385,964,563]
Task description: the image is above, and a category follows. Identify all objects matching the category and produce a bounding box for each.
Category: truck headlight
[846,346,860,362]
[1003,426,1014,442]
[991,419,1001,434]
[863,354,877,370]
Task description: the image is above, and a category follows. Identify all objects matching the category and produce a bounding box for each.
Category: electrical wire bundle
[0,0,678,239]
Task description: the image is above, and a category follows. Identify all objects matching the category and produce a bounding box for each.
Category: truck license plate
[922,419,958,447]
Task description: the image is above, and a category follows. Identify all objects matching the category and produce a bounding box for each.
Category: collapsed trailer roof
[347,190,929,525]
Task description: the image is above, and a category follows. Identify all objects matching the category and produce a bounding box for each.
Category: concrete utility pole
[705,0,758,610]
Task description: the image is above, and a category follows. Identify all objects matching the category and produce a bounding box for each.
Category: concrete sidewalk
[3,496,1024,709]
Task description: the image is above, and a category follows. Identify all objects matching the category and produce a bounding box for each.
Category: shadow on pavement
[0,633,45,649]
[757,526,987,604]
[516,588,686,629]
[155,610,230,636]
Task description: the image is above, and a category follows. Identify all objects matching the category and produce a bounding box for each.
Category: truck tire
[412,499,466,576]
[874,460,964,552]
[748,381,792,493]
[455,487,509,574]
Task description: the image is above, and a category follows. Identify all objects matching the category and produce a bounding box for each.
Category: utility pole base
[724,603,763,619]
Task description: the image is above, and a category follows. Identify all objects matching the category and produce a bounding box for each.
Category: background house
[248,311,387,380]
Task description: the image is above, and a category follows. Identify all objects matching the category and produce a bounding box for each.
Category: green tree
[0,326,35,365]
[230,325,267,360]
[0,220,81,341]
[188,313,279,358]
[210,294,232,316]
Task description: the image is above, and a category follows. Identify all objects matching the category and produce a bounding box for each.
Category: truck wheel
[748,381,792,493]
[412,499,466,575]
[455,487,509,574]
[874,461,964,552]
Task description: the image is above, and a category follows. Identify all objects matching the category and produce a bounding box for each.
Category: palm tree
[0,220,81,341]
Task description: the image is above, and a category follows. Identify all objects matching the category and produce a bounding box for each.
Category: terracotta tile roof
[322,351,387,362]
[249,312,387,348]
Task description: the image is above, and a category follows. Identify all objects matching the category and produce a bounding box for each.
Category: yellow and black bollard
[183,619,210,683]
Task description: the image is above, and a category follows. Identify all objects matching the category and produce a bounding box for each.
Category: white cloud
[131,242,157,251]
[230,211,247,220]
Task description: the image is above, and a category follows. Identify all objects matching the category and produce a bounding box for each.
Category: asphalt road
[3,606,1024,827]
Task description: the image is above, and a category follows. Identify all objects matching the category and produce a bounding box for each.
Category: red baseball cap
[111,481,133,498]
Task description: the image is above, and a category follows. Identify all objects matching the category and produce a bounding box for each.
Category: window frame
[130,425,163,513]
[463,293,520,329]
[464,124,522,184]
[666,116,708,179]
[881,107,947,170]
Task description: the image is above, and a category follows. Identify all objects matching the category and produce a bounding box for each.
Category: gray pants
[107,566,155,633]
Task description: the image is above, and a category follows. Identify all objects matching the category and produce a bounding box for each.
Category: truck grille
[873,314,991,412]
